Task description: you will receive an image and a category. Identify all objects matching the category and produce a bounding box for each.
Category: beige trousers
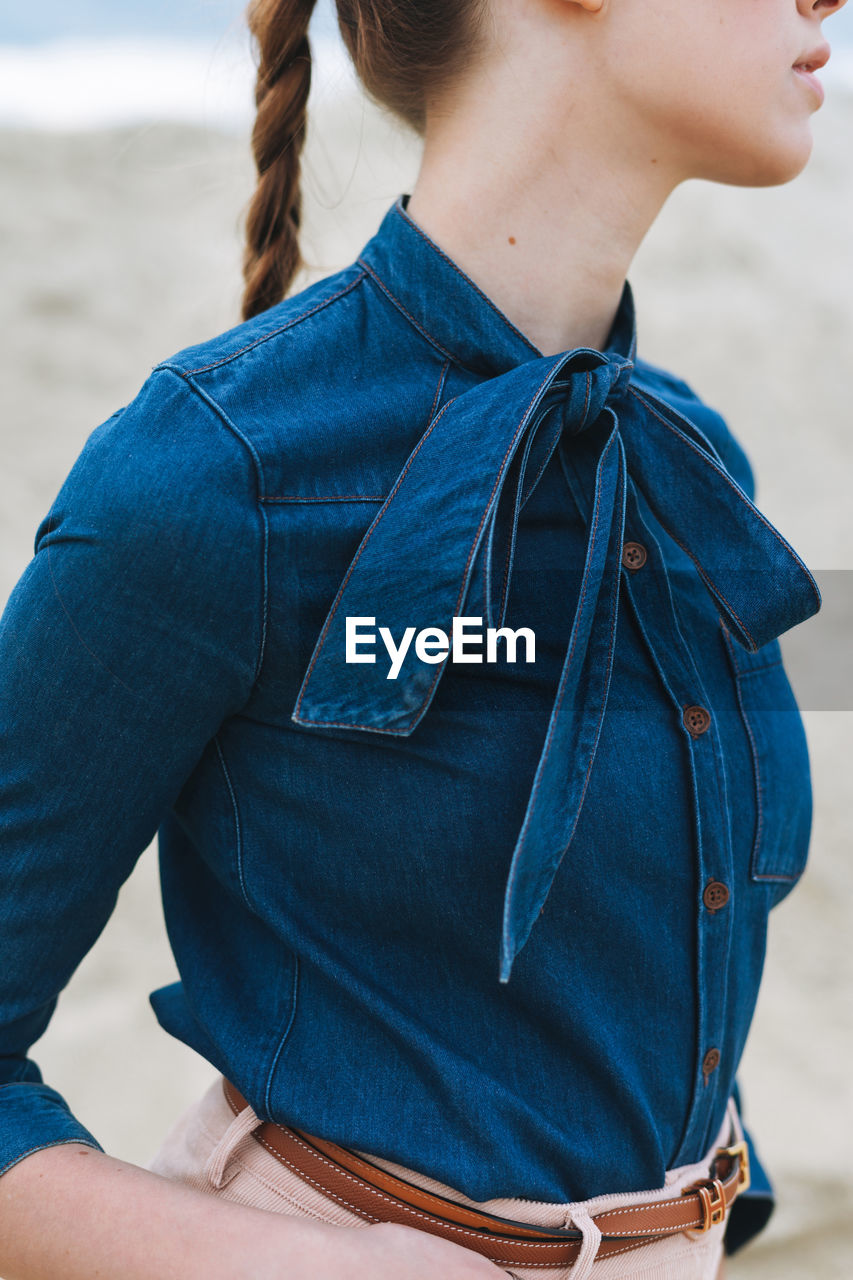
[146,1075,736,1280]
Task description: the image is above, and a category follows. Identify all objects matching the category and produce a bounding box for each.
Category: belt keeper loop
[683,1177,726,1235]
[563,1208,602,1280]
[204,1101,261,1189]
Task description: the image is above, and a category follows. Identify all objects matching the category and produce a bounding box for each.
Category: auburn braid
[241,0,486,321]
[242,0,317,321]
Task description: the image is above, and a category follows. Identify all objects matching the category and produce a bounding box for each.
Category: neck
[405,53,680,358]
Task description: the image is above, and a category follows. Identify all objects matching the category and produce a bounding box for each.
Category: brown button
[703,880,730,912]
[702,1048,721,1079]
[683,705,712,737]
[621,541,647,571]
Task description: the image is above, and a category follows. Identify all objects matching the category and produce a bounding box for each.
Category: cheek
[676,62,817,187]
[602,1,814,185]
[611,44,815,187]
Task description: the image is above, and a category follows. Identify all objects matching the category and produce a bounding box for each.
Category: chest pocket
[722,625,812,887]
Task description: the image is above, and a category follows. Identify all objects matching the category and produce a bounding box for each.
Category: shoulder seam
[167,268,368,377]
[152,365,270,689]
[154,365,266,488]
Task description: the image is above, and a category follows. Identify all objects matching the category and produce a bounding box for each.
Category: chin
[699,130,815,190]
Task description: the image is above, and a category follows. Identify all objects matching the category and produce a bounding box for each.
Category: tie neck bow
[554,348,635,430]
[291,279,820,982]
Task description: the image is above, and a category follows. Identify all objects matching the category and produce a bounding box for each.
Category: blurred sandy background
[1,21,852,1278]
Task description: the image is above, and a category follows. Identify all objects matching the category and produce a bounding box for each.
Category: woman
[0,1,844,1278]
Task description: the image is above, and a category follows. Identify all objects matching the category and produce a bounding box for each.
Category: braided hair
[242,0,316,321]
[241,0,487,321]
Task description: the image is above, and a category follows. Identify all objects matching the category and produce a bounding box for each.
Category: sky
[2,0,851,47]
[0,0,335,43]
[0,2,347,129]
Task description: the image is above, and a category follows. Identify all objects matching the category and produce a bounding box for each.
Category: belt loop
[562,1207,602,1280]
[204,1099,262,1189]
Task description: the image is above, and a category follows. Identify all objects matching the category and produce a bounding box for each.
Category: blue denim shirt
[0,193,821,1254]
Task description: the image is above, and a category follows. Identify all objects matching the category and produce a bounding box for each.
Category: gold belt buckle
[718,1138,751,1194]
[681,1136,750,1237]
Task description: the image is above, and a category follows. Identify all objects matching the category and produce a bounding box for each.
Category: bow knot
[290,280,820,983]
[603,353,635,406]
[539,350,635,443]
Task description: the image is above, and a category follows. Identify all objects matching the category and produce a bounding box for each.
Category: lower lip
[793,66,825,106]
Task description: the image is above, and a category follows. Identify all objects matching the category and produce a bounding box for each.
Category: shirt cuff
[724,1082,775,1255]
[0,1081,104,1179]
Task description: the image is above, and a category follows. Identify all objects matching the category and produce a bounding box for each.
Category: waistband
[220,1076,749,1273]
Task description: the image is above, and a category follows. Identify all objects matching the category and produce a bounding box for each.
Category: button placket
[612,490,735,1165]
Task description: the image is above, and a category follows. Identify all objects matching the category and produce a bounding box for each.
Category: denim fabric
[0,193,819,1256]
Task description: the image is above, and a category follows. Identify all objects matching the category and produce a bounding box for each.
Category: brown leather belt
[222,1076,749,1270]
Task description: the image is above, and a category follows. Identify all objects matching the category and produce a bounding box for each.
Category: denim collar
[357,193,636,377]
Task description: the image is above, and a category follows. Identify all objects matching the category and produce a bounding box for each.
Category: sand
[1,81,851,1276]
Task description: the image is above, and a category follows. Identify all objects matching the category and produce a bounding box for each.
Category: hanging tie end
[498,946,516,985]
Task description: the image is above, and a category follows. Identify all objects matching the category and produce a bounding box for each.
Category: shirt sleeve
[0,365,264,1179]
